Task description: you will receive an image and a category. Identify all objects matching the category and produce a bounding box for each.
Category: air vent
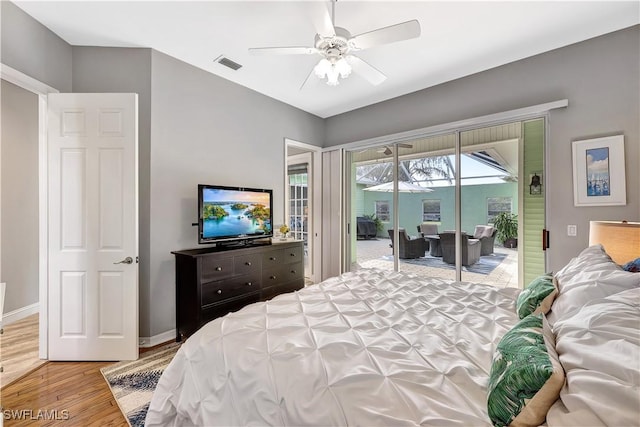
[215,55,242,71]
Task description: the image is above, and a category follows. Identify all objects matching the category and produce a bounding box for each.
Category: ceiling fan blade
[347,55,387,86]
[315,2,336,37]
[299,66,317,90]
[350,19,421,50]
[248,46,318,55]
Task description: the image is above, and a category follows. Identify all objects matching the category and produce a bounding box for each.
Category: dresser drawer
[285,263,303,281]
[200,256,234,283]
[201,293,260,324]
[262,265,284,287]
[261,280,304,301]
[262,248,285,266]
[282,245,303,264]
[201,273,260,307]
[234,253,261,275]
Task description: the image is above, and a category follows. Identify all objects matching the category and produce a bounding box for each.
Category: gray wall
[71,46,154,337]
[148,51,324,336]
[2,0,637,335]
[0,80,40,313]
[0,1,72,92]
[1,3,325,338]
[325,25,640,272]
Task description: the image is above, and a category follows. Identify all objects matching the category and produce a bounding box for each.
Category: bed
[146,244,640,427]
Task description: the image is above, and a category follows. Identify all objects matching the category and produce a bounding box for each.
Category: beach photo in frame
[572,135,626,206]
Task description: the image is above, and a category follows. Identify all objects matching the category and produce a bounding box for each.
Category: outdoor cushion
[474,225,495,239]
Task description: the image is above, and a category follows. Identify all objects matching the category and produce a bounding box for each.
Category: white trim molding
[328,99,569,152]
[139,329,176,348]
[2,302,39,326]
[1,64,59,95]
[1,62,59,360]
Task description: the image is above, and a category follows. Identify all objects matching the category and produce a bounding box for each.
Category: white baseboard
[2,302,39,325]
[139,329,176,348]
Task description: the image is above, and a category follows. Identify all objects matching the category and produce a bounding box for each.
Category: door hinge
[542,229,550,250]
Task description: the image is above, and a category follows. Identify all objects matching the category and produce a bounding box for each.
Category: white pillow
[547,245,640,324]
[547,288,640,427]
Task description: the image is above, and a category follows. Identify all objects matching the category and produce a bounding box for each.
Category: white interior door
[48,93,138,361]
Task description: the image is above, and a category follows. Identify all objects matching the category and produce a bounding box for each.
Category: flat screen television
[198,184,273,245]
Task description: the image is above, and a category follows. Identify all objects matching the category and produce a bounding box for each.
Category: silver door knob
[114,256,134,265]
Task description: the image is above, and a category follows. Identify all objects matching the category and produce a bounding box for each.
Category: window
[422,199,441,222]
[375,201,390,222]
[487,197,512,223]
[288,165,308,243]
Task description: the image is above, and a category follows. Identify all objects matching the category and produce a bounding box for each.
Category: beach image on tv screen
[202,188,271,239]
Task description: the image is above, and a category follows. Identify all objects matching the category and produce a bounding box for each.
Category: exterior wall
[360,182,518,238]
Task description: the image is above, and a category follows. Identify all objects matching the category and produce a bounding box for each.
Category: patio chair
[439,232,481,266]
[417,223,439,236]
[388,229,428,259]
[356,217,377,239]
[473,225,497,256]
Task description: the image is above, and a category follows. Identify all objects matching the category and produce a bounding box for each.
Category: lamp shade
[589,221,640,264]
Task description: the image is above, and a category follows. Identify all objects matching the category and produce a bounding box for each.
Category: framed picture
[572,135,626,207]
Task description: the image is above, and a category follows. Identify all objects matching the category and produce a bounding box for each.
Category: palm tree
[356,156,455,185]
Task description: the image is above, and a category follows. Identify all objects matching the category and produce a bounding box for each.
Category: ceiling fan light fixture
[314,56,352,85]
[314,58,331,78]
[335,57,352,78]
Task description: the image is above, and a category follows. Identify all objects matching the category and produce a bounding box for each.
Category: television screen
[198,185,273,244]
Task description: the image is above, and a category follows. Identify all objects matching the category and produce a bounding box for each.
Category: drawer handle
[215,267,222,271]
[291,270,296,274]
[270,275,277,280]
[217,289,222,294]
[246,282,252,286]
[290,253,296,257]
[269,257,276,261]
[245,262,252,266]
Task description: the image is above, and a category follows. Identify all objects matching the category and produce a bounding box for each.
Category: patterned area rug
[381,252,507,275]
[101,343,181,427]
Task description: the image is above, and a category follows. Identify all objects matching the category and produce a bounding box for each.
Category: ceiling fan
[248,1,421,88]
[379,143,413,155]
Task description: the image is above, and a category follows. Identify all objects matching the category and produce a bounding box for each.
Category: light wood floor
[1,361,127,426]
[1,314,46,388]
[0,315,166,425]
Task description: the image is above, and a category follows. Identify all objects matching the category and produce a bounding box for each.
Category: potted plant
[493,212,518,248]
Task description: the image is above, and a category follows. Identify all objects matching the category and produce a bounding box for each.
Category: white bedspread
[146,269,520,426]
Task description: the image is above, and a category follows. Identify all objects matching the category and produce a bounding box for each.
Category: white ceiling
[15,1,639,118]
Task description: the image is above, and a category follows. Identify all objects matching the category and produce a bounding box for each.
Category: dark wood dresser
[172,240,304,341]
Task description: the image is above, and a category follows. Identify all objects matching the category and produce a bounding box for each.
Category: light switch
[567,225,577,236]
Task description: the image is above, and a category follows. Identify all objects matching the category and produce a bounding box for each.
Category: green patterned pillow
[516,274,557,319]
[487,314,565,427]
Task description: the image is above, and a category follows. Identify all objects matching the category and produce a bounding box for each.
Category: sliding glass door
[347,119,545,288]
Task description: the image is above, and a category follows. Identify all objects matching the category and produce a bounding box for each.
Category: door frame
[1,63,59,359]
[338,100,568,285]
[285,138,322,284]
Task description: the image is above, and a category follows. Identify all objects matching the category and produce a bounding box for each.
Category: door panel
[48,93,138,361]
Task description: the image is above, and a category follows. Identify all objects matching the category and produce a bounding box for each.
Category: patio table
[424,235,442,257]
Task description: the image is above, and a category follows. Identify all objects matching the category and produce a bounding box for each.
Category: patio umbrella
[363,181,433,193]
